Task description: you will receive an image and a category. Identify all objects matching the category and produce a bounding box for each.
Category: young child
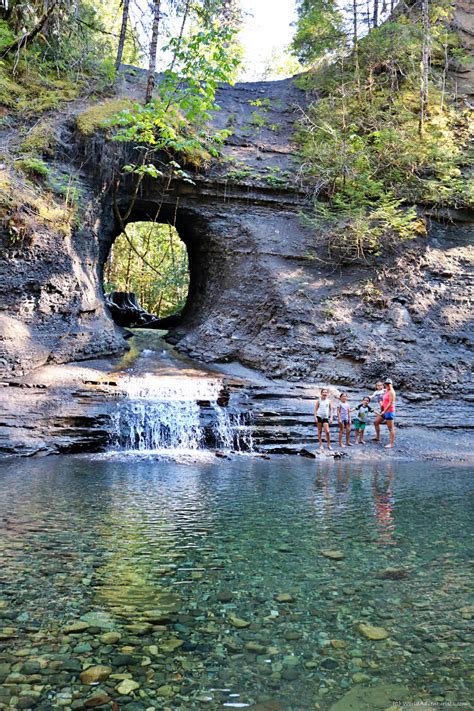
[337,393,352,447]
[370,382,385,410]
[314,388,333,451]
[353,397,373,445]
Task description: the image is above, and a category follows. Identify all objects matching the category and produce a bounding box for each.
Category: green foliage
[0,166,77,242]
[292,0,346,64]
[296,1,473,263]
[0,62,25,108]
[0,58,81,114]
[31,1,118,83]
[362,280,385,308]
[261,46,303,80]
[0,19,16,52]
[46,169,83,207]
[223,163,254,182]
[95,0,141,67]
[16,157,50,177]
[0,0,137,118]
[249,110,267,128]
[104,222,189,317]
[307,194,423,262]
[111,24,240,175]
[163,26,240,118]
[112,101,219,172]
[263,166,294,188]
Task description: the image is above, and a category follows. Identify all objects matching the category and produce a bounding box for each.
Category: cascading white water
[111,374,253,452]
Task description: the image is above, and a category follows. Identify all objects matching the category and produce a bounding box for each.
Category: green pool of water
[0,456,472,710]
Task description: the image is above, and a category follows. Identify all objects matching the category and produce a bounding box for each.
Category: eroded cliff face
[1,69,473,397]
[451,0,474,97]
[0,178,123,377]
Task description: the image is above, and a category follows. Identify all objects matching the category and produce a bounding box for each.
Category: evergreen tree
[292,0,346,64]
[419,0,430,135]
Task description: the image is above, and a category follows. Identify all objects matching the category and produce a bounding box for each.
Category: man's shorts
[317,417,329,424]
[354,419,366,430]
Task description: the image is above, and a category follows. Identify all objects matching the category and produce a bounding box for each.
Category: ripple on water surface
[0,457,472,710]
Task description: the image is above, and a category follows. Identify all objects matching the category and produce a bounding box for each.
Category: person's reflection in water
[334,461,350,514]
[371,466,396,545]
[313,461,334,521]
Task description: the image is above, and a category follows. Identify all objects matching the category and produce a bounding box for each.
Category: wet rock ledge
[0,359,472,460]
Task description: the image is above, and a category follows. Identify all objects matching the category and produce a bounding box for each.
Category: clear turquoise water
[0,456,472,710]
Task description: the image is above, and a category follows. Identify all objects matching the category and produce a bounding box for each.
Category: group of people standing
[314,380,396,451]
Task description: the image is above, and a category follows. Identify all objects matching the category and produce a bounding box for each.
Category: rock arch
[1,69,472,393]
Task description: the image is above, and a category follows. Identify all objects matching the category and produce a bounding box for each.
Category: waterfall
[111,375,253,452]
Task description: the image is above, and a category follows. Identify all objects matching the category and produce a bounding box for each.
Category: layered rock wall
[0,180,124,378]
[1,70,473,396]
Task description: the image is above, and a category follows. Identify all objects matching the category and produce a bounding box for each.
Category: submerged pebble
[79,666,113,684]
[358,624,390,641]
[116,679,140,695]
[321,550,345,560]
[62,621,90,634]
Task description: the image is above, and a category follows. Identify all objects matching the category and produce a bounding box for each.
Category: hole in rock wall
[103,221,190,328]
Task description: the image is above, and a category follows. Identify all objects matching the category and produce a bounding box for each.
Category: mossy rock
[321,549,345,560]
[0,65,26,108]
[228,615,251,629]
[76,99,133,136]
[0,165,74,238]
[20,120,57,156]
[0,61,81,114]
[79,665,113,684]
[357,623,389,640]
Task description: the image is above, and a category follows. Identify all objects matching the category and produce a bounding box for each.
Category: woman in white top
[314,388,333,451]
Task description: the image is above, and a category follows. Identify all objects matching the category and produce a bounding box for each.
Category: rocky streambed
[0,456,472,710]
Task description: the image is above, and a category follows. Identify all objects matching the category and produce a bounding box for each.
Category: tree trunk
[418,0,429,136]
[43,0,50,39]
[352,0,360,86]
[373,0,379,28]
[145,0,161,105]
[125,242,133,291]
[116,0,131,70]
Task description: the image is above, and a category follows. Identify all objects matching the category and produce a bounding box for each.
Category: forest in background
[0,0,472,313]
[104,222,189,318]
[292,0,472,263]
